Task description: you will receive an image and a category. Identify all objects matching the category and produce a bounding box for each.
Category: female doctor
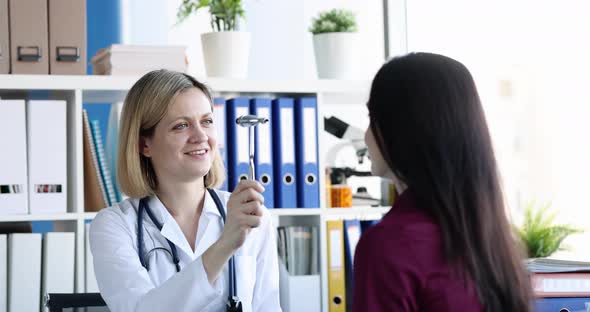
[89,69,282,312]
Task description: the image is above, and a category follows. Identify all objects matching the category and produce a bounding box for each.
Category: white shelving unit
[0,74,389,312]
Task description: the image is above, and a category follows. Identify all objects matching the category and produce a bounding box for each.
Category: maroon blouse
[352,190,483,311]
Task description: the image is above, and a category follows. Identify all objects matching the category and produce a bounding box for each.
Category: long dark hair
[368,53,532,311]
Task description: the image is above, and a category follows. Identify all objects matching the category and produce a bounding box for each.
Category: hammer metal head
[235,115,269,127]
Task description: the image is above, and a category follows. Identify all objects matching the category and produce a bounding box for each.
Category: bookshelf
[0,74,389,312]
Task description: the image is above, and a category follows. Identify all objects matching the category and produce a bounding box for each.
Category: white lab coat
[89,190,282,312]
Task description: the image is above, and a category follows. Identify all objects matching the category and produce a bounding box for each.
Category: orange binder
[0,0,9,74]
[327,220,346,312]
[532,272,590,297]
[9,0,49,74]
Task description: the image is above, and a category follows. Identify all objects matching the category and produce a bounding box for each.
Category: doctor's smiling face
[140,88,217,184]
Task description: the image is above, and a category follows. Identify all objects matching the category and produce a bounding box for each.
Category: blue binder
[360,220,379,234]
[536,297,590,312]
[343,219,362,312]
[271,98,297,208]
[250,98,275,208]
[226,98,250,191]
[213,97,228,191]
[294,98,320,208]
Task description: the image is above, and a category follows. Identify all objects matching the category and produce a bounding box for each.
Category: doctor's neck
[156,178,206,219]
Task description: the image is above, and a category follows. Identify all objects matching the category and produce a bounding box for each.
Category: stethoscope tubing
[136,189,237,299]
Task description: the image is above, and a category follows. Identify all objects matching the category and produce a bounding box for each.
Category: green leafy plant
[515,201,583,258]
[309,9,357,35]
[177,0,245,32]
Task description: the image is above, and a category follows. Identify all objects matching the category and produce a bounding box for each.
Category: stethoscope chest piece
[227,296,242,312]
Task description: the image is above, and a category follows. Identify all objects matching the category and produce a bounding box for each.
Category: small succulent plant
[177,0,245,32]
[309,9,357,35]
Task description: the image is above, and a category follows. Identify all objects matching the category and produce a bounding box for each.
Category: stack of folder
[0,230,75,312]
[2,0,87,74]
[0,98,68,215]
[530,258,590,312]
[219,97,320,209]
[326,219,379,312]
[90,44,188,75]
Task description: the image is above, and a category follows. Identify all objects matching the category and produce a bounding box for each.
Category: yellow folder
[327,220,346,312]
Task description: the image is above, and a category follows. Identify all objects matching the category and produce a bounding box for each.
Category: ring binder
[27,100,67,214]
[0,99,28,214]
[272,98,298,208]
[250,98,275,208]
[227,98,251,191]
[295,98,320,208]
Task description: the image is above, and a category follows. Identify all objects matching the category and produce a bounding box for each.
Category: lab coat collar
[145,196,191,257]
[143,196,171,227]
[145,190,223,223]
[146,190,224,258]
[203,189,224,219]
[193,190,225,257]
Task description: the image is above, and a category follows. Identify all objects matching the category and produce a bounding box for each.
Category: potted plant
[177,0,250,78]
[309,9,359,79]
[515,201,583,258]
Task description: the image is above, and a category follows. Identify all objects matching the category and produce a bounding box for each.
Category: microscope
[324,116,371,183]
[323,116,378,206]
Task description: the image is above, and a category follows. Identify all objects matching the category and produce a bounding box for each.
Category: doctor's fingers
[239,201,264,217]
[233,180,264,194]
[236,187,265,205]
[241,214,262,228]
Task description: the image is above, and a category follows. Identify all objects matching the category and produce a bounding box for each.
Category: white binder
[0,99,28,215]
[8,233,42,312]
[85,223,99,292]
[279,261,321,312]
[27,100,67,214]
[42,232,75,311]
[0,234,7,312]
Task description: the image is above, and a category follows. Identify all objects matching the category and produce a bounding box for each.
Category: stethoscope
[137,189,242,311]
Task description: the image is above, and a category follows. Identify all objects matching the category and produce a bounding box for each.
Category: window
[407,1,590,259]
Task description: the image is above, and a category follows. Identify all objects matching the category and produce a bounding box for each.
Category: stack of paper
[527,258,590,273]
[90,44,187,75]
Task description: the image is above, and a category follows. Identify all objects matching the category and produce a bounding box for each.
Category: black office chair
[45,293,108,312]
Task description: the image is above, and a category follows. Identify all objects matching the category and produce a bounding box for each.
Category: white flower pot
[201,31,251,79]
[312,32,360,79]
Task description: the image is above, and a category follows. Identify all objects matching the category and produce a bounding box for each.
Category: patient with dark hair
[353,53,533,312]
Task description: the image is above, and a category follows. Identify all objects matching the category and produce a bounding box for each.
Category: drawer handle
[17,46,41,62]
[56,46,80,62]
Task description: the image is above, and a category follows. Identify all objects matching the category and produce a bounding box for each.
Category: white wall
[121,0,385,80]
[119,0,386,201]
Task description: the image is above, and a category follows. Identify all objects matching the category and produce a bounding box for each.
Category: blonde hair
[117,69,226,198]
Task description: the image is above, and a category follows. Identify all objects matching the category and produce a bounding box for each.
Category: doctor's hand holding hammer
[202,180,265,284]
